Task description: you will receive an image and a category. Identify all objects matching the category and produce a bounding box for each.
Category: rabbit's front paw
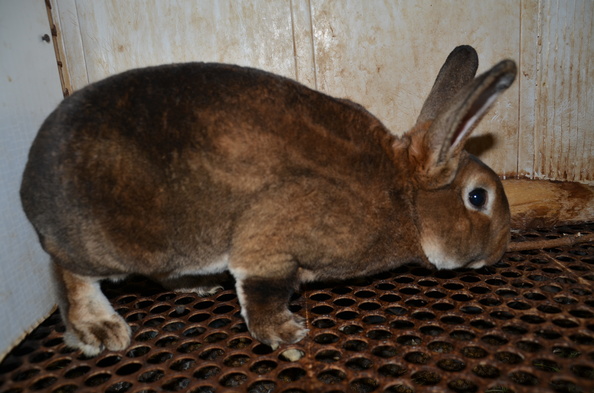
[231,263,307,349]
[249,311,308,350]
[64,314,131,357]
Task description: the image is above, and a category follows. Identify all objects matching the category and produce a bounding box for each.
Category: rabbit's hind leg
[52,262,131,357]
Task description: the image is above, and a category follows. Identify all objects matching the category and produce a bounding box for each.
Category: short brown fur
[21,46,516,355]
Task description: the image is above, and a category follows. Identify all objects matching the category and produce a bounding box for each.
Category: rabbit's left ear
[416,45,479,125]
[408,53,517,189]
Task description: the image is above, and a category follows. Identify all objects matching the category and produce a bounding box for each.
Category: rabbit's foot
[53,263,131,356]
[248,310,308,349]
[232,268,307,349]
[64,314,131,357]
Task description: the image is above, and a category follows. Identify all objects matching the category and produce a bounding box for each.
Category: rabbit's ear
[409,57,517,188]
[416,45,479,125]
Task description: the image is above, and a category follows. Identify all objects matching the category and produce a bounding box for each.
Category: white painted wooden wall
[0,0,63,358]
[49,0,593,185]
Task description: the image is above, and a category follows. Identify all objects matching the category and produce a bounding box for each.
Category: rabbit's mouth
[420,238,466,270]
[460,248,507,269]
[421,237,490,271]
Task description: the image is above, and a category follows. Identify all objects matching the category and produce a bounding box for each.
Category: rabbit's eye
[468,188,487,209]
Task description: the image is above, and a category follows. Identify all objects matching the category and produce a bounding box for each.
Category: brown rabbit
[21,45,515,356]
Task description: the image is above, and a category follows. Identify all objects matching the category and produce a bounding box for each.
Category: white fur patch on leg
[64,276,131,356]
[234,279,249,326]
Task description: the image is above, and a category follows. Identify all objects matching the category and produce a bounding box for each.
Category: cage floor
[1,224,593,393]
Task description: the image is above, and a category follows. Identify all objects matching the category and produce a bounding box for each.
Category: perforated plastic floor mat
[1,224,593,393]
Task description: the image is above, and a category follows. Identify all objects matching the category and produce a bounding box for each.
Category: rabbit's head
[398,46,515,269]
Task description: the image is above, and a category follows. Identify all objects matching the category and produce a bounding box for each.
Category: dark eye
[468,188,487,209]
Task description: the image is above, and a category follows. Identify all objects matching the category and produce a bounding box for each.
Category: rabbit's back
[21,63,398,277]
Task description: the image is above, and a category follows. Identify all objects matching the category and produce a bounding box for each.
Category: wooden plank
[289,0,316,88]
[49,0,88,91]
[503,179,594,229]
[517,0,540,178]
[532,0,594,184]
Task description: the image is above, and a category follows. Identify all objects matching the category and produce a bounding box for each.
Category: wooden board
[519,0,594,184]
[503,179,594,229]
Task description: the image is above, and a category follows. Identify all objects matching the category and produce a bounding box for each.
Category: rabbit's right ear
[405,47,516,189]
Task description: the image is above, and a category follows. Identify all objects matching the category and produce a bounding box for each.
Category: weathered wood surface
[48,0,593,184]
[504,179,594,229]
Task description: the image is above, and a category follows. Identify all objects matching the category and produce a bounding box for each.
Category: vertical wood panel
[533,0,593,184]
[518,0,539,177]
[50,0,86,93]
[289,0,316,88]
